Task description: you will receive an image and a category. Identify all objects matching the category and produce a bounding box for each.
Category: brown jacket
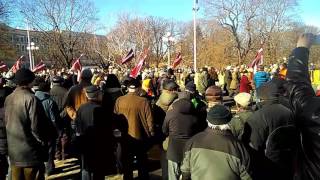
[114,92,154,140]
[64,83,90,120]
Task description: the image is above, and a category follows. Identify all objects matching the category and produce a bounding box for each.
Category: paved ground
[47,145,163,180]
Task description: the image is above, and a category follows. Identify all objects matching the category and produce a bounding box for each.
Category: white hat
[234,93,251,107]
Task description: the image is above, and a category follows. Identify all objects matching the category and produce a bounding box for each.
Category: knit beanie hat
[15,68,35,86]
[234,92,251,107]
[205,86,223,102]
[185,81,196,93]
[207,105,232,125]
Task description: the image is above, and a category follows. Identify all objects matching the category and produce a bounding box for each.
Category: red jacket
[239,75,252,93]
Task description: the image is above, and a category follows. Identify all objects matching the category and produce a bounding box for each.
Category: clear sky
[10,0,320,34]
[95,0,320,34]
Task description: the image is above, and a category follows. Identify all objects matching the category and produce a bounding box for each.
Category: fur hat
[234,93,251,107]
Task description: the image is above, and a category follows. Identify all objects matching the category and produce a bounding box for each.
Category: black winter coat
[162,99,203,163]
[286,47,320,180]
[75,101,116,174]
[246,100,297,179]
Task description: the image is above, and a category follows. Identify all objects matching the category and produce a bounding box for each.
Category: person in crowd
[195,68,209,96]
[34,77,60,175]
[224,66,232,96]
[286,33,320,179]
[253,65,270,89]
[102,74,124,111]
[162,98,203,180]
[50,76,67,112]
[63,69,92,156]
[229,67,240,97]
[5,69,56,180]
[180,105,252,180]
[205,85,223,108]
[228,92,253,140]
[245,81,298,179]
[316,85,320,97]
[64,69,93,121]
[75,85,116,180]
[0,86,8,179]
[50,76,70,160]
[154,79,179,180]
[217,69,226,91]
[114,77,154,180]
[278,63,287,79]
[239,70,252,93]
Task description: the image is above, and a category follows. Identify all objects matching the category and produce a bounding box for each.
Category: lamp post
[162,32,175,69]
[27,42,39,70]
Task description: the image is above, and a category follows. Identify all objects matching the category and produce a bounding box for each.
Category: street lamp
[27,42,39,69]
[162,32,175,69]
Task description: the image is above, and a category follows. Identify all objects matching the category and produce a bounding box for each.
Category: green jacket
[229,111,253,141]
[181,128,252,180]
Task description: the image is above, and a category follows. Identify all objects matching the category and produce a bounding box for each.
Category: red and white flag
[32,60,46,73]
[172,52,182,69]
[121,49,134,64]
[10,55,24,73]
[70,54,84,72]
[130,48,149,79]
[0,61,8,72]
[249,48,263,71]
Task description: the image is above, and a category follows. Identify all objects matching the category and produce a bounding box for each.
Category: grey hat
[85,85,100,99]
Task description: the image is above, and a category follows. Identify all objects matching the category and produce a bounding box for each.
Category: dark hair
[105,74,121,88]
[34,77,50,92]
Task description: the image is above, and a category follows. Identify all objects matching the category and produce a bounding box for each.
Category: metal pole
[193,0,198,72]
[168,45,170,69]
[26,21,32,70]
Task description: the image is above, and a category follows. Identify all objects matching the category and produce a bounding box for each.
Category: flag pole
[26,19,32,70]
[193,0,199,72]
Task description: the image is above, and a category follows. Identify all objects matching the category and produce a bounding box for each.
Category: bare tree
[203,0,297,65]
[19,0,98,67]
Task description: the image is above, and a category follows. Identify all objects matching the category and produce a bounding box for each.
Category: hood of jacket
[157,90,178,107]
[172,99,194,114]
[35,91,50,101]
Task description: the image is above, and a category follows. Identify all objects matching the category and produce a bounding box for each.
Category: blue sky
[11,0,320,34]
[96,0,320,34]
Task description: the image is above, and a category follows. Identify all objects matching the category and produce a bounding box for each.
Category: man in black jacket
[75,85,116,180]
[162,98,204,180]
[286,33,320,180]
[246,80,298,179]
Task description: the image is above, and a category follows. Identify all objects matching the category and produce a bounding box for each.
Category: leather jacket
[286,47,320,179]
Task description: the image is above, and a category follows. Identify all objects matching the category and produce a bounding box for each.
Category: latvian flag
[32,60,46,73]
[130,48,149,79]
[249,48,263,72]
[172,52,182,69]
[10,55,24,73]
[70,54,84,72]
[121,49,134,64]
[0,61,8,72]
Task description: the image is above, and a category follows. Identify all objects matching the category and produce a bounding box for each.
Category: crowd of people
[0,33,319,180]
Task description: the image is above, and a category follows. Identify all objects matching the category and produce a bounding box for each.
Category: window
[20,37,23,42]
[16,44,20,52]
[21,45,25,52]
